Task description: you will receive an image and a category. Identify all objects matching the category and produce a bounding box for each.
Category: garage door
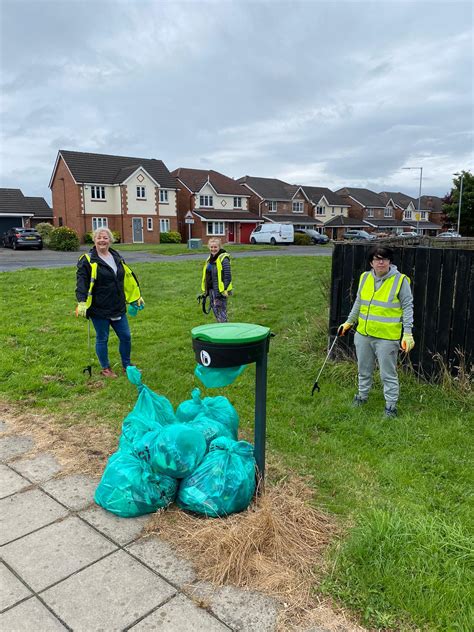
[0,216,24,234]
[240,223,257,244]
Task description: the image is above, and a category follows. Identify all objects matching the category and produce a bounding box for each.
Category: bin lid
[191,322,270,344]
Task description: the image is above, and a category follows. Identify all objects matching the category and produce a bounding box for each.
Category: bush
[49,226,80,251]
[35,222,54,244]
[111,230,121,243]
[84,231,93,244]
[294,232,312,246]
[160,231,182,244]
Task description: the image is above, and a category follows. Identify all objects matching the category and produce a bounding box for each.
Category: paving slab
[12,452,62,483]
[0,488,68,545]
[0,464,31,498]
[41,549,176,632]
[42,473,99,510]
[0,562,32,611]
[0,597,67,630]
[1,516,117,591]
[186,581,280,632]
[80,505,149,546]
[0,435,34,462]
[127,536,197,587]
[130,593,229,631]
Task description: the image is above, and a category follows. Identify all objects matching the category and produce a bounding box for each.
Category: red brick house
[379,192,442,235]
[171,168,257,244]
[49,150,178,243]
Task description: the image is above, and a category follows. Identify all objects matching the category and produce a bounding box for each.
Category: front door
[132,218,143,243]
[228,222,235,243]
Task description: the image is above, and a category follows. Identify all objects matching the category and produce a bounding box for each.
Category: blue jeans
[91,316,131,369]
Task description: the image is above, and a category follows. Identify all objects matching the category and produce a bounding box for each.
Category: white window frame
[92,217,108,231]
[420,211,427,220]
[268,201,277,212]
[292,201,304,213]
[91,186,105,200]
[233,196,242,208]
[405,210,412,219]
[136,186,146,199]
[206,221,225,236]
[159,218,170,232]
[147,217,153,231]
[367,208,374,217]
[199,194,213,208]
[384,207,393,218]
[316,206,325,215]
[160,190,168,203]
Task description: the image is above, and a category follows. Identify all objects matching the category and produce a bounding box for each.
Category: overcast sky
[1,0,473,202]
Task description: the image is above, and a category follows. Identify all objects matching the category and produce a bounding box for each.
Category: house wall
[314,198,348,221]
[51,157,84,236]
[195,183,248,211]
[125,171,158,216]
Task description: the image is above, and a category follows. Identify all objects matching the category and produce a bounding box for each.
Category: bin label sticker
[200,350,211,366]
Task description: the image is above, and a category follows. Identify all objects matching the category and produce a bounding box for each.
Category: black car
[294,228,330,244]
[2,227,43,250]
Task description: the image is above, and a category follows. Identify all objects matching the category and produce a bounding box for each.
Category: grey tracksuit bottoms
[354,331,400,407]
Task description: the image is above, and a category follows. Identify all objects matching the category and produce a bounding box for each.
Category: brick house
[238,176,322,231]
[336,187,408,237]
[0,188,52,233]
[379,191,442,235]
[171,168,257,244]
[297,186,350,239]
[49,150,178,243]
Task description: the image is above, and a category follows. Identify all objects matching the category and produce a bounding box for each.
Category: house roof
[193,210,259,222]
[404,220,441,229]
[25,196,53,218]
[53,150,177,189]
[417,195,444,213]
[322,216,367,228]
[364,218,408,229]
[0,188,29,214]
[297,186,348,206]
[336,187,386,208]
[238,176,297,200]
[172,168,246,196]
[262,214,322,226]
[379,191,416,209]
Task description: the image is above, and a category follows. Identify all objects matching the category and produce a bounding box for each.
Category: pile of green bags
[95,367,256,518]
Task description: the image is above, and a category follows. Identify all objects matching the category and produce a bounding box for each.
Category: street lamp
[453,172,464,234]
[403,166,423,233]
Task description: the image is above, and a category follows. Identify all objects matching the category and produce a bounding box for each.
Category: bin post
[254,346,268,484]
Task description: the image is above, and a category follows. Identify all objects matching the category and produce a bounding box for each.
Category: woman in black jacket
[75,228,143,377]
[201,237,232,322]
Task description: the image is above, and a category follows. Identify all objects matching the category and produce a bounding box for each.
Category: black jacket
[76,247,127,319]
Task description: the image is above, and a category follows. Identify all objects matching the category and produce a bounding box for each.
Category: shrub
[111,230,121,243]
[160,231,182,244]
[49,226,80,251]
[35,222,54,244]
[294,232,312,246]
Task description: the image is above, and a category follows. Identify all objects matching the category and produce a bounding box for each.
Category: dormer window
[200,194,213,207]
[136,186,146,199]
[316,206,325,215]
[91,186,105,200]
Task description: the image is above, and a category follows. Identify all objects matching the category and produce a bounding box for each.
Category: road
[0,245,331,272]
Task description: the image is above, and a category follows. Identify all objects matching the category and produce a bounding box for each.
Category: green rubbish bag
[177,436,256,517]
[136,424,207,479]
[176,389,239,439]
[194,364,247,388]
[175,388,205,422]
[187,414,233,450]
[94,450,178,518]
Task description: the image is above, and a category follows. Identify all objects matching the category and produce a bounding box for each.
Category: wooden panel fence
[328,243,474,379]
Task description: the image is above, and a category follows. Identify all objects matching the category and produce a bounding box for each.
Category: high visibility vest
[356,271,409,340]
[201,252,233,294]
[80,253,140,308]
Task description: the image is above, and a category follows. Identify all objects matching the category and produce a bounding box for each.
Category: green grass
[113,242,280,254]
[0,256,472,630]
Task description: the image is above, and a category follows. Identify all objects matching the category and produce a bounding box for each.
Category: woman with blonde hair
[200,237,232,322]
[75,227,144,377]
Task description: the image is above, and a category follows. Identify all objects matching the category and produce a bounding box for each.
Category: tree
[442,170,474,236]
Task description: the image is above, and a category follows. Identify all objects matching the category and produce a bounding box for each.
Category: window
[268,201,277,212]
[200,194,213,207]
[147,218,153,231]
[420,211,427,220]
[92,217,108,231]
[160,190,168,203]
[91,186,105,200]
[136,186,146,199]
[160,218,170,232]
[233,197,242,208]
[384,207,393,218]
[405,210,412,219]
[316,206,325,215]
[58,217,63,226]
[207,221,225,236]
[292,201,304,213]
[367,208,374,217]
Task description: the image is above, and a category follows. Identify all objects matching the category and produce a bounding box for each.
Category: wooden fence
[329,243,474,379]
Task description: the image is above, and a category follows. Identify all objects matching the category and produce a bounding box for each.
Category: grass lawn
[0,256,472,630]
[113,242,282,255]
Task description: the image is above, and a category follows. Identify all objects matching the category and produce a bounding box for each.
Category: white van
[249,223,294,245]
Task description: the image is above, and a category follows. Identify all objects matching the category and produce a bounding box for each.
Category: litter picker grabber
[197,293,212,315]
[83,319,92,378]
[311,324,353,394]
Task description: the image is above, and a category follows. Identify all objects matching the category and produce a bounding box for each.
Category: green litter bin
[192,323,272,482]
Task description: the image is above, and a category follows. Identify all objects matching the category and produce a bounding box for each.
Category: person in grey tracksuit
[339,246,414,418]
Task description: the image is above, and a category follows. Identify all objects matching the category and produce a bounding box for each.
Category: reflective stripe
[359,313,402,323]
[358,272,370,293]
[361,298,401,308]
[388,273,402,302]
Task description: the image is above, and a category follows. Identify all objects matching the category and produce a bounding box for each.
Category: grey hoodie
[347,264,413,334]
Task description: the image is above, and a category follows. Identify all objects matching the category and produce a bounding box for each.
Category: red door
[240,223,256,244]
[228,223,235,243]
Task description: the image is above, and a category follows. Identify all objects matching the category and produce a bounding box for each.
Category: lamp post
[453,172,464,234]
[403,166,423,234]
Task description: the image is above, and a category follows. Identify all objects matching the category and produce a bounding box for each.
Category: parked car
[294,228,329,244]
[2,227,43,250]
[342,229,376,241]
[438,231,462,238]
[397,231,419,238]
[249,223,294,245]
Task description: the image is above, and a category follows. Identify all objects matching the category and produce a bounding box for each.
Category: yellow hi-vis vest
[80,253,141,309]
[201,252,233,294]
[356,271,409,340]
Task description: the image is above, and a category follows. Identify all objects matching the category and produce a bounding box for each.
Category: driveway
[0,245,331,272]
